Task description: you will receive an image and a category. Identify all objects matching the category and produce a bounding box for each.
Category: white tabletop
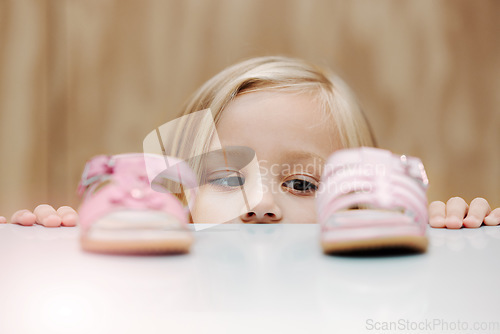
[1,223,499,334]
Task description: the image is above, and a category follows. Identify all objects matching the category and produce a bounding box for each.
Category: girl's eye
[207,171,245,189]
[282,178,318,194]
[210,176,245,187]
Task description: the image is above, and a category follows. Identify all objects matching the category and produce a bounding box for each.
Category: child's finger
[428,201,446,228]
[463,197,491,228]
[57,206,79,227]
[484,208,500,226]
[0,216,6,224]
[33,204,62,227]
[10,209,37,226]
[445,197,468,229]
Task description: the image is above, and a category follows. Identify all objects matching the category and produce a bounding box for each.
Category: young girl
[4,56,500,229]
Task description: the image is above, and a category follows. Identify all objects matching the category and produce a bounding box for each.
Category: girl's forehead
[212,91,340,162]
[222,90,323,120]
[217,91,328,132]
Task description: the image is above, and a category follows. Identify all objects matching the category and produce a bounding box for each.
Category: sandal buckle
[78,155,115,195]
[400,155,429,188]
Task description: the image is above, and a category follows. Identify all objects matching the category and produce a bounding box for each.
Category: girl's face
[191,90,341,224]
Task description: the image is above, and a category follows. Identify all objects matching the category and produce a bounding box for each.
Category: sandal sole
[321,210,428,254]
[80,211,193,255]
[81,234,193,255]
[322,235,428,254]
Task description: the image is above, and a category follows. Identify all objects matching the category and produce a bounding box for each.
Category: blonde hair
[166,56,376,205]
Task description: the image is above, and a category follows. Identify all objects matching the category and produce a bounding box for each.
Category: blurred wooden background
[1,0,499,218]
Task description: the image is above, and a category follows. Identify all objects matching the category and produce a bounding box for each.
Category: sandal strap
[317,147,429,229]
[77,155,115,196]
[77,153,198,229]
[77,154,198,206]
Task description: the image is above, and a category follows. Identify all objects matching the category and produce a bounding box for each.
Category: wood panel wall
[1,0,499,218]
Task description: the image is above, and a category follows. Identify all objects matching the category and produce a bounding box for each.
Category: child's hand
[9,205,78,227]
[429,197,500,229]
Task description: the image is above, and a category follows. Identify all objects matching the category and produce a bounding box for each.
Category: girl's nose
[240,192,283,224]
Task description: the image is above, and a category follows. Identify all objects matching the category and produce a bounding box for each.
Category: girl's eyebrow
[201,146,256,169]
[278,150,326,165]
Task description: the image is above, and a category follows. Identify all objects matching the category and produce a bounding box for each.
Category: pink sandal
[77,153,197,255]
[317,147,429,254]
